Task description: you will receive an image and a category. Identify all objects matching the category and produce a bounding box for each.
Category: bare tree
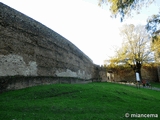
[109,24,153,81]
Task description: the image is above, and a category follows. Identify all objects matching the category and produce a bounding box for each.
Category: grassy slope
[151,82,160,88]
[0,82,160,120]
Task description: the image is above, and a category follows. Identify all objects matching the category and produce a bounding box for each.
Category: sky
[0,0,160,65]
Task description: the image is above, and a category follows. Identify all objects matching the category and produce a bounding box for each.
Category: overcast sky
[1,0,160,65]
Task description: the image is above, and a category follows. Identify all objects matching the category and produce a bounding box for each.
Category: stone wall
[0,3,98,91]
[0,76,93,93]
[113,66,159,82]
[157,66,160,82]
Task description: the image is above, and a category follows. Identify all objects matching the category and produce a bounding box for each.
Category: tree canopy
[99,0,160,35]
[108,24,153,80]
[146,14,160,35]
[99,0,160,64]
[98,0,155,21]
[150,35,160,62]
[146,14,160,62]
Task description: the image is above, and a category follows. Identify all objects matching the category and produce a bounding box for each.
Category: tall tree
[150,35,160,62]
[98,0,160,69]
[146,14,160,62]
[109,24,153,81]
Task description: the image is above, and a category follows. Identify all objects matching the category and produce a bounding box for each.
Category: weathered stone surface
[0,76,93,93]
[0,2,102,92]
[0,2,97,81]
[113,67,159,82]
[0,54,37,76]
[157,66,160,82]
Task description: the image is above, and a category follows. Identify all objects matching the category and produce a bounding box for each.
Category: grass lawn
[151,82,160,88]
[0,82,160,120]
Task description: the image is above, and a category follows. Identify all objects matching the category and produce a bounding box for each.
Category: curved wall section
[0,3,96,80]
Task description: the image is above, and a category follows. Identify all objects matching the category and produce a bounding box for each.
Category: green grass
[151,82,160,88]
[0,82,160,120]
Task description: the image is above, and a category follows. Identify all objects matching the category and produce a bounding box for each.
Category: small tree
[109,24,153,81]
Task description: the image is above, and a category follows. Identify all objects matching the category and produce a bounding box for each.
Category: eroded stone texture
[55,69,91,79]
[0,2,97,79]
[0,54,37,76]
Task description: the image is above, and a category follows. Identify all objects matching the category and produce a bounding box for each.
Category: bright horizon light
[0,0,159,65]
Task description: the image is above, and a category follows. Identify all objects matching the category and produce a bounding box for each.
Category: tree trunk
[132,61,142,82]
[135,61,142,81]
[135,68,142,81]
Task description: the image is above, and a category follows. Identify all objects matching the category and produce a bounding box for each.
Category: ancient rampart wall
[0,3,98,91]
[113,67,159,82]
